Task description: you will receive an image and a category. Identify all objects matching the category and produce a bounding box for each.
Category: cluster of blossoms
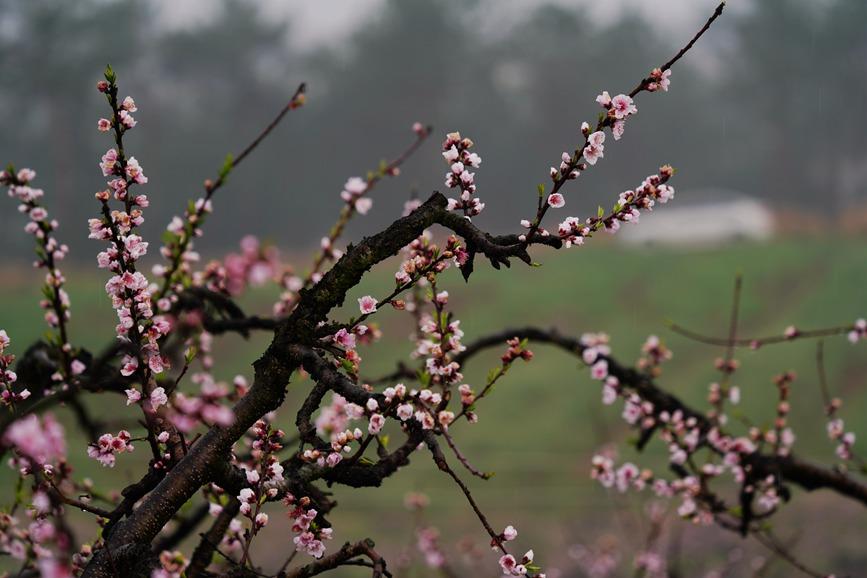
[314,393,357,439]
[304,398,365,467]
[86,429,134,468]
[415,294,466,386]
[90,75,170,377]
[330,323,378,375]
[442,131,483,217]
[219,235,283,296]
[593,453,712,525]
[1,168,71,335]
[194,235,307,318]
[646,67,672,93]
[246,420,286,488]
[585,336,794,526]
[0,496,71,577]
[580,333,612,382]
[557,166,674,247]
[340,176,374,216]
[595,90,638,141]
[0,330,29,407]
[637,335,672,375]
[153,195,214,299]
[494,524,543,577]
[235,422,286,554]
[548,148,582,194]
[520,73,675,243]
[828,419,857,461]
[498,549,538,577]
[168,372,236,431]
[315,426,363,467]
[0,415,75,577]
[768,371,796,456]
[3,412,67,471]
[124,384,168,407]
[847,318,867,343]
[297,122,430,305]
[287,495,333,558]
[402,386,448,431]
[395,233,468,286]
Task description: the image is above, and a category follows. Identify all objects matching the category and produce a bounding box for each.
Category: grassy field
[1,237,866,576]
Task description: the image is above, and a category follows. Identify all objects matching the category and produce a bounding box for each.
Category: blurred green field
[1,237,866,576]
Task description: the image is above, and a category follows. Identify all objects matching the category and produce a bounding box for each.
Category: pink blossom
[237,487,256,516]
[150,386,168,409]
[502,525,518,541]
[125,156,148,184]
[125,388,142,405]
[123,234,148,260]
[355,197,373,215]
[596,91,612,107]
[71,359,86,375]
[590,360,609,380]
[499,554,517,574]
[397,403,414,421]
[437,410,454,429]
[583,131,605,165]
[611,94,637,119]
[368,413,386,434]
[547,193,565,208]
[100,149,118,177]
[358,295,378,315]
[3,413,66,464]
[119,110,136,128]
[333,328,356,350]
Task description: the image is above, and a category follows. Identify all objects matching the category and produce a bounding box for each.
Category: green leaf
[486,366,501,384]
[537,183,546,197]
[597,205,604,218]
[219,153,234,181]
[184,347,198,364]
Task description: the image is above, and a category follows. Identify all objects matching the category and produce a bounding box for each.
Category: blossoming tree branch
[0,2,862,577]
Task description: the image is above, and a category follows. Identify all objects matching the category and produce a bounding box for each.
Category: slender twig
[155,83,307,301]
[668,322,853,347]
[753,530,828,578]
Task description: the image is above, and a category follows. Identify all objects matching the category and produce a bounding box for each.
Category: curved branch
[281,539,389,578]
[452,326,867,507]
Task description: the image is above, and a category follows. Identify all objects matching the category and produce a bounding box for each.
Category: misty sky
[152,0,747,52]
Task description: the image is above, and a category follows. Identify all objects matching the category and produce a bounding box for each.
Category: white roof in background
[617,191,774,247]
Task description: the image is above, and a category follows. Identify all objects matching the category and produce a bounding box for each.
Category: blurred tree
[724,0,867,212]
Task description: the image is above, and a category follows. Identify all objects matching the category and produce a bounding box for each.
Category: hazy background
[1,1,866,576]
[1,0,866,257]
